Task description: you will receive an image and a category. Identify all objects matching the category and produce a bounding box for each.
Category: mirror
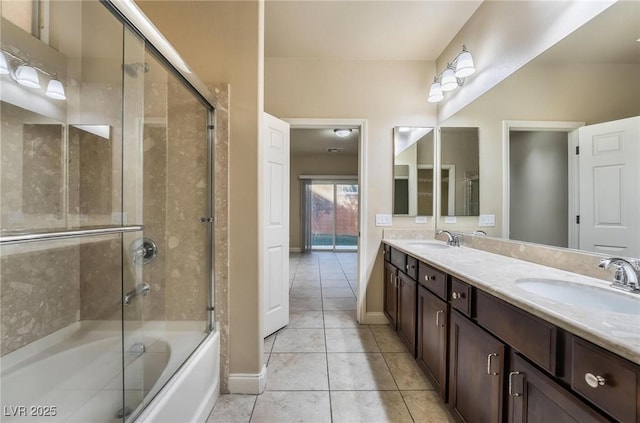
[436,1,640,254]
[440,127,479,216]
[393,127,435,216]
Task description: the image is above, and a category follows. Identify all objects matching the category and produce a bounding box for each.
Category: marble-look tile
[288,310,324,328]
[322,297,356,311]
[327,353,396,390]
[325,328,380,353]
[321,274,347,282]
[319,279,351,288]
[402,391,455,422]
[292,279,322,288]
[290,297,323,311]
[370,325,408,353]
[207,394,256,423]
[290,287,322,298]
[323,310,359,328]
[384,352,433,390]
[322,287,355,298]
[251,391,331,423]
[266,353,328,390]
[331,391,413,423]
[272,329,326,353]
[264,334,276,352]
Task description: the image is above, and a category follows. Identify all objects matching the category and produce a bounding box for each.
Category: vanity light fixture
[0,52,9,74]
[1,48,66,100]
[15,64,41,89]
[46,77,66,100]
[334,128,352,138]
[428,45,476,103]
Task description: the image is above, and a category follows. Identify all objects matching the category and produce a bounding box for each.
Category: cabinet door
[509,354,607,423]
[417,285,448,400]
[449,310,504,423]
[397,272,417,356]
[384,262,398,330]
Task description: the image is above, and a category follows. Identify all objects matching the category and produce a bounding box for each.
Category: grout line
[247,394,259,423]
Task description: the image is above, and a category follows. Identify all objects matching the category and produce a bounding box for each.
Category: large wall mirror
[440,127,479,217]
[393,127,435,216]
[437,1,640,256]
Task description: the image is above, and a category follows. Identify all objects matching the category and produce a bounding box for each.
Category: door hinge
[575,145,580,155]
[200,217,214,223]
[206,306,215,311]
[576,215,580,224]
[207,125,215,130]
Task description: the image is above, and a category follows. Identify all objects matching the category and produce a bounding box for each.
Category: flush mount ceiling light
[334,128,352,138]
[428,45,476,103]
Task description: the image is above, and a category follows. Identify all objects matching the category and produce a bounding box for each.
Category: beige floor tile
[272,329,326,352]
[384,352,433,390]
[330,391,413,423]
[327,353,397,390]
[322,287,355,297]
[207,394,256,423]
[322,297,356,311]
[320,273,347,281]
[370,325,408,353]
[320,279,351,288]
[325,328,380,353]
[266,353,328,390]
[250,391,331,423]
[290,287,322,298]
[292,279,321,288]
[290,297,323,311]
[288,310,324,328]
[323,310,359,328]
[293,274,321,282]
[402,391,456,422]
[264,334,276,352]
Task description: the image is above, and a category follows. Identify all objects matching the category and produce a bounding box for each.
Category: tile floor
[207,252,454,422]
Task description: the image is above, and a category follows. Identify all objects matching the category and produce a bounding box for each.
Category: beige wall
[266,58,437,316]
[290,154,358,250]
[138,1,264,376]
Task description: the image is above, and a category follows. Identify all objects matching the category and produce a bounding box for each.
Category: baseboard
[228,365,267,394]
[363,312,390,325]
[289,247,302,253]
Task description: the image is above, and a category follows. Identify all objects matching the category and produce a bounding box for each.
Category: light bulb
[15,65,40,88]
[46,78,66,100]
[440,68,458,92]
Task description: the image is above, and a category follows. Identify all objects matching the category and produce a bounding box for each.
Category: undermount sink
[405,241,450,249]
[515,278,640,314]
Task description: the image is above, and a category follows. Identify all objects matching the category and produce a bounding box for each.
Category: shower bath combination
[0,1,217,421]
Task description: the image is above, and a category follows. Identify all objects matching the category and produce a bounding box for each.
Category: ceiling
[265,1,483,60]
[291,128,359,156]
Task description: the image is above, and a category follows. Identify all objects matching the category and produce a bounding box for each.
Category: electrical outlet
[478,214,496,227]
[375,214,393,227]
[415,216,428,224]
[444,216,457,224]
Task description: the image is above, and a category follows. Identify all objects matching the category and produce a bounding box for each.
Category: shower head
[122,62,150,78]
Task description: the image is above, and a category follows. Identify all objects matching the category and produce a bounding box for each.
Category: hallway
[208,252,454,422]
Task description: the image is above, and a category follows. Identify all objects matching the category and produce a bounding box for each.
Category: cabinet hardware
[425,275,436,281]
[487,353,499,375]
[435,310,444,327]
[508,371,522,397]
[406,264,415,270]
[584,372,606,388]
[452,291,464,300]
[394,275,400,288]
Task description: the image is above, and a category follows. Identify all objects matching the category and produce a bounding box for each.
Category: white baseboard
[363,312,390,325]
[228,365,267,394]
[289,247,302,253]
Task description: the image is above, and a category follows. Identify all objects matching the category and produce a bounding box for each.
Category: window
[2,0,47,41]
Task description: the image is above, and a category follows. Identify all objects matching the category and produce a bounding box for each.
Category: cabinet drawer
[390,247,406,270]
[572,337,638,423]
[450,278,472,317]
[476,291,557,375]
[418,262,448,300]
[405,256,418,280]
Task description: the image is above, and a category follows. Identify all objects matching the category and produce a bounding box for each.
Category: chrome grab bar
[0,225,144,245]
[123,282,151,305]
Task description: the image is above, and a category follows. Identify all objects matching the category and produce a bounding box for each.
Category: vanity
[382,239,640,423]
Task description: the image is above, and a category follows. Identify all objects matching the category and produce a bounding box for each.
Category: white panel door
[579,116,640,256]
[262,113,290,337]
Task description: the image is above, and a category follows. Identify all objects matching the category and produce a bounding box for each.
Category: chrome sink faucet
[598,257,640,293]
[436,230,461,247]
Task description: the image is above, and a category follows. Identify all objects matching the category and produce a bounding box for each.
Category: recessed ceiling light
[328,148,343,153]
[334,128,352,137]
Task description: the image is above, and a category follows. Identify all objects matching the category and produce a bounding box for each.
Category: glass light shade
[441,68,458,92]
[334,128,352,137]
[0,52,9,74]
[15,65,40,88]
[46,79,66,100]
[427,81,444,103]
[454,51,475,78]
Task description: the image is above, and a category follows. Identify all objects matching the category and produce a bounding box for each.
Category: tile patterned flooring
[207,252,454,423]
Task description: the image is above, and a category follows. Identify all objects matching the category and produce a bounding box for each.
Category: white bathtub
[0,321,219,422]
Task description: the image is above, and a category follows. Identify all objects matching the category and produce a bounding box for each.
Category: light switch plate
[478,214,496,227]
[444,216,457,224]
[415,216,428,224]
[375,214,393,227]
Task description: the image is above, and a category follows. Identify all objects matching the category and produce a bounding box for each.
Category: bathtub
[0,321,219,422]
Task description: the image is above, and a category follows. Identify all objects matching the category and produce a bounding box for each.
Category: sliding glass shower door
[307,182,358,251]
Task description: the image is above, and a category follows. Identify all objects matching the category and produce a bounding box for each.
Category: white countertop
[384,239,640,365]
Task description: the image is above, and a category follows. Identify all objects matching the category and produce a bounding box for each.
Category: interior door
[578,117,640,257]
[262,113,290,337]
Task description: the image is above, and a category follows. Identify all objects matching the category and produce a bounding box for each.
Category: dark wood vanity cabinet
[509,354,608,423]
[397,272,417,356]
[383,261,398,330]
[417,285,448,400]
[449,309,505,423]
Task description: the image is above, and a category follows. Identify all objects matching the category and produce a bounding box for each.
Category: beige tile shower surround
[383,230,640,365]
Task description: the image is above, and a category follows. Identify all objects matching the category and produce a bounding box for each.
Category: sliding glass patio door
[305,181,358,251]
